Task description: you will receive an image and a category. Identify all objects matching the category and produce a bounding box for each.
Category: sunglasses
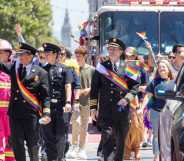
[0,50,11,54]
[169,56,175,59]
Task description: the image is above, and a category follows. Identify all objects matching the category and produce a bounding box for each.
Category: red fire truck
[93,0,184,55]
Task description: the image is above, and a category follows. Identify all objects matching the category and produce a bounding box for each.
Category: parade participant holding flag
[123,47,148,161]
[90,38,139,161]
[0,39,15,161]
[0,42,51,161]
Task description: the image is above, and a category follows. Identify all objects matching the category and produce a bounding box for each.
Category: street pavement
[66,143,153,161]
[66,125,154,161]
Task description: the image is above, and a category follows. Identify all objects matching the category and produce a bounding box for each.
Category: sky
[51,0,89,50]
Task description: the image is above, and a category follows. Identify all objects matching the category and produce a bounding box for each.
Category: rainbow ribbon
[96,63,128,91]
[96,63,140,108]
[16,67,42,116]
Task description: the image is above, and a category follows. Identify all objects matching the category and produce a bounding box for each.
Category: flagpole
[144,39,158,68]
[136,32,158,68]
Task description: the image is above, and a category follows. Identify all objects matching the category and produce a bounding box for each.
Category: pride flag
[135,60,149,72]
[136,32,147,40]
[125,65,140,82]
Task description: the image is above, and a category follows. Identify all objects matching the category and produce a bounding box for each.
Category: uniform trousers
[43,107,68,161]
[101,111,130,161]
[9,117,39,161]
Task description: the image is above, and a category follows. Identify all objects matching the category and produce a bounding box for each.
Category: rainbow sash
[15,65,42,116]
[96,63,128,91]
[96,63,140,109]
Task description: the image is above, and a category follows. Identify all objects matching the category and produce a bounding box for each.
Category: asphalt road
[66,143,154,161]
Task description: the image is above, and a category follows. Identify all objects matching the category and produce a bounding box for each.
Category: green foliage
[0,0,57,47]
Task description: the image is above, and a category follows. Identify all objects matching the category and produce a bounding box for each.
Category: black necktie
[113,63,118,72]
[19,65,26,80]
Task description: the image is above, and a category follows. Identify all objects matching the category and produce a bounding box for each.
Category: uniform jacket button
[23,100,26,103]
[14,97,18,101]
[110,83,114,87]
[111,91,114,94]
[110,99,112,102]
[16,90,19,93]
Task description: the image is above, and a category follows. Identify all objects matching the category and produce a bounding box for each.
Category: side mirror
[155,80,177,100]
[176,63,184,93]
[155,63,184,101]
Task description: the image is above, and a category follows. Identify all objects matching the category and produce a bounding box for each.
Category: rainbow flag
[135,60,149,72]
[125,65,140,81]
[136,32,147,40]
[15,67,42,116]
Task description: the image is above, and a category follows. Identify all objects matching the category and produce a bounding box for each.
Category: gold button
[110,83,114,87]
[23,100,26,103]
[16,90,19,93]
[14,97,18,100]
[111,91,114,94]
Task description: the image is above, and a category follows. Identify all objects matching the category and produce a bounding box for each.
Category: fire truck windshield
[160,12,184,54]
[99,11,158,55]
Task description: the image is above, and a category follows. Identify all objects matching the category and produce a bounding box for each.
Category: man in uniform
[90,38,138,161]
[0,42,51,161]
[42,43,73,161]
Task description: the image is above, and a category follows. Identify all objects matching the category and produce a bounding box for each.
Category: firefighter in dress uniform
[90,38,138,161]
[42,43,73,161]
[0,42,51,161]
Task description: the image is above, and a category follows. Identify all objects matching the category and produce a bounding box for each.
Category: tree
[0,0,57,47]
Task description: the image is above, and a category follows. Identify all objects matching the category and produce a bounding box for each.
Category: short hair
[75,46,88,56]
[60,47,72,58]
[65,49,72,58]
[172,44,184,53]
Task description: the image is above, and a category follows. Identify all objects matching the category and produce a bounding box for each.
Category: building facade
[61,9,72,48]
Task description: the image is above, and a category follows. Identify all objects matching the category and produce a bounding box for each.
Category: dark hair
[59,48,72,58]
[172,44,184,53]
[65,49,72,58]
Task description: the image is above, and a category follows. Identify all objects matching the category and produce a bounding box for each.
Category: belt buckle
[51,99,58,103]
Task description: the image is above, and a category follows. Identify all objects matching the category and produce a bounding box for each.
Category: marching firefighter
[0,42,51,161]
[90,38,139,161]
[0,39,15,161]
[42,43,73,161]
